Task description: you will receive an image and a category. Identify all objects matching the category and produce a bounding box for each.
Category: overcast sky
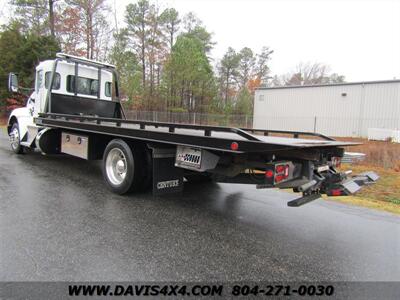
[2,0,400,81]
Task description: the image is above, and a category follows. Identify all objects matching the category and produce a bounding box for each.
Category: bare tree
[66,0,110,59]
[275,62,345,86]
[255,46,273,84]
[112,0,118,34]
[182,12,202,33]
[55,5,86,56]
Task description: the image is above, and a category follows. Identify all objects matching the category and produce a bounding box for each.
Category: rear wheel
[102,139,149,194]
[9,122,24,154]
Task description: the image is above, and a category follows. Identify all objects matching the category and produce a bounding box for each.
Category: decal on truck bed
[157,179,180,190]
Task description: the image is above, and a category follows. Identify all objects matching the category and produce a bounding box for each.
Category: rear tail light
[230,142,239,151]
[275,174,285,183]
[275,165,285,174]
[265,170,274,178]
[328,188,345,196]
[274,163,290,183]
[264,162,292,184]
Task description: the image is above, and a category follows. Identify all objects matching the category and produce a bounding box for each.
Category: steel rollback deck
[36,113,357,154]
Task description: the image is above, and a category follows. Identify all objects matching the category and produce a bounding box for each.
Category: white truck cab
[7,53,119,153]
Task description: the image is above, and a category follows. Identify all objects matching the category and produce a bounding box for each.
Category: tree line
[0,0,345,115]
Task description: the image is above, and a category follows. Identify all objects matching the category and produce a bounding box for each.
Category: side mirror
[8,73,19,93]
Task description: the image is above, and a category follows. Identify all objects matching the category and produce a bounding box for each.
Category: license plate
[175,146,202,169]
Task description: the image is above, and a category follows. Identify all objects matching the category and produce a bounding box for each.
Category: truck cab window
[45,72,61,90]
[90,80,98,96]
[36,70,43,91]
[105,82,112,97]
[67,75,99,96]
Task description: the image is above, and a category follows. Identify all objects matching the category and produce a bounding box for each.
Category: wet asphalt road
[0,130,399,282]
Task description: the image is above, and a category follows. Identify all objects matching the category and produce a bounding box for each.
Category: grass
[331,139,400,215]
[339,164,400,203]
[325,195,400,215]
[333,163,400,215]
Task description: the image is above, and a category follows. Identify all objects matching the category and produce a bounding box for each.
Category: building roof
[256,79,400,90]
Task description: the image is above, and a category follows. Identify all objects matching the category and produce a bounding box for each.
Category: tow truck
[6,53,378,206]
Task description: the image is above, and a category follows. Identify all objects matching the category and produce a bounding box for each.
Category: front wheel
[9,122,24,154]
[102,139,146,195]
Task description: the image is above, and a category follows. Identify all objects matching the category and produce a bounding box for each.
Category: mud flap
[151,146,184,196]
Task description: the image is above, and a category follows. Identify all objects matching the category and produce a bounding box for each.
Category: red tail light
[330,188,344,196]
[230,142,239,151]
[265,162,292,185]
[274,164,289,183]
[276,165,285,173]
[265,170,274,178]
[275,174,285,183]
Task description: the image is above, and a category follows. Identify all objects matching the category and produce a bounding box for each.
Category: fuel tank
[35,128,61,154]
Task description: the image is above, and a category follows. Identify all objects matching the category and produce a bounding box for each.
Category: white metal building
[253,80,400,137]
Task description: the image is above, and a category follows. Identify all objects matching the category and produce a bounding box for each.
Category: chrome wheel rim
[106,148,127,185]
[10,127,20,150]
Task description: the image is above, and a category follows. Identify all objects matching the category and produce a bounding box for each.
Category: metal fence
[124,111,254,128]
[124,110,399,138]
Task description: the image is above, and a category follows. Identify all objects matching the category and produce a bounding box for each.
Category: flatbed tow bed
[36,113,356,153]
[34,112,378,206]
[7,53,379,207]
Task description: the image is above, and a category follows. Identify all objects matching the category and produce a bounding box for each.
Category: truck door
[33,69,46,116]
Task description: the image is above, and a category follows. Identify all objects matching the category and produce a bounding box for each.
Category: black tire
[9,122,24,154]
[102,139,147,195]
